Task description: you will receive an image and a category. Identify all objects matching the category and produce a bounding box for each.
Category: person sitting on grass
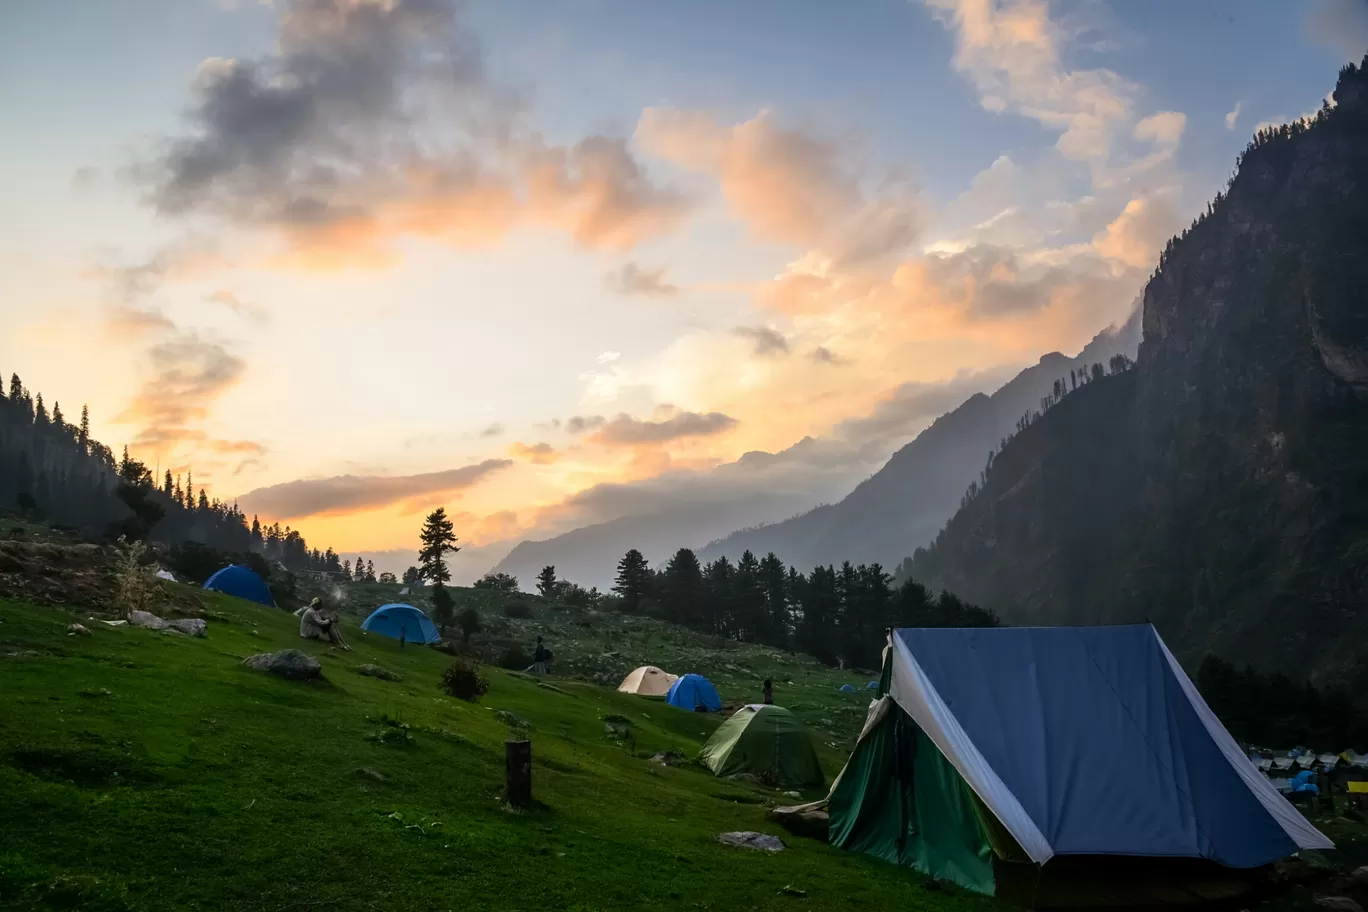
[299,600,351,651]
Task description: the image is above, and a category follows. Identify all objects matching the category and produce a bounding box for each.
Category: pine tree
[536,565,559,599]
[51,401,65,431]
[759,552,789,645]
[365,559,375,582]
[163,470,173,497]
[78,404,90,452]
[703,556,733,635]
[184,471,194,508]
[661,548,704,628]
[402,566,422,586]
[354,557,366,582]
[343,559,352,579]
[33,393,49,426]
[251,515,263,549]
[612,549,651,613]
[9,374,21,401]
[418,508,459,585]
[731,550,765,640]
[197,488,209,511]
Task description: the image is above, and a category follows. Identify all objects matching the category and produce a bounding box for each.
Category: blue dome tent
[203,565,274,607]
[361,603,440,645]
[665,673,722,712]
[867,681,880,690]
[839,683,857,694]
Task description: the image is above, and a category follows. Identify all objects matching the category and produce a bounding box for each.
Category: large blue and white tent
[828,625,1331,904]
[361,603,441,644]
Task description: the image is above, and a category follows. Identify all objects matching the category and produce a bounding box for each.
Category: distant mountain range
[908,57,1368,687]
[698,310,1140,572]
[491,309,1140,590]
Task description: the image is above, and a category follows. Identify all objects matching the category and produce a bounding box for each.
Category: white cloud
[1225,100,1242,131]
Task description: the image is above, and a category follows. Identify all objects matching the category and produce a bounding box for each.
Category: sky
[2,0,1365,580]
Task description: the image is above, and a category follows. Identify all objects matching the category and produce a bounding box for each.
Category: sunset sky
[2,0,1364,579]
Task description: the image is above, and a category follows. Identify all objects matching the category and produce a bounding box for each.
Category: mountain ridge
[907,57,1368,685]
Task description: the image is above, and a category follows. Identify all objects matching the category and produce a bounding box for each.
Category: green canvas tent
[826,626,1332,907]
[700,704,824,789]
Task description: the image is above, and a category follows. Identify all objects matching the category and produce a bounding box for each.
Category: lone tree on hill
[613,549,651,613]
[419,507,460,628]
[536,565,558,599]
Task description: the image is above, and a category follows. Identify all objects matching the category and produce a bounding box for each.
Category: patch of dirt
[0,540,206,617]
[0,540,118,611]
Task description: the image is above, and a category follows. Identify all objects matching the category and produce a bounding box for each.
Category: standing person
[762,677,774,705]
[529,636,552,675]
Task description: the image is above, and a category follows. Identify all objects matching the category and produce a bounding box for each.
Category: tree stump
[505,739,532,808]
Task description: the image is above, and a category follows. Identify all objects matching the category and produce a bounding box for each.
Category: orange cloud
[1092,196,1181,270]
[509,441,560,465]
[636,108,921,267]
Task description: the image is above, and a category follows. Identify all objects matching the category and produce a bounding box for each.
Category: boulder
[1315,898,1364,912]
[650,752,681,767]
[66,623,90,637]
[166,618,207,638]
[768,805,830,842]
[243,649,323,681]
[356,664,401,682]
[717,831,785,852]
[127,610,167,629]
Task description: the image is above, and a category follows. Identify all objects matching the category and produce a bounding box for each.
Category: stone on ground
[767,805,830,842]
[66,623,90,636]
[1315,898,1364,912]
[716,831,785,852]
[356,663,401,681]
[243,649,323,681]
[166,618,207,638]
[128,610,168,629]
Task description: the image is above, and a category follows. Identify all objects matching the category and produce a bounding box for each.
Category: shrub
[497,645,531,670]
[473,572,519,592]
[503,601,533,619]
[113,537,157,618]
[439,657,489,702]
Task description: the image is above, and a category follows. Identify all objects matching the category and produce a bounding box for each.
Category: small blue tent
[361,603,440,644]
[839,683,857,694]
[203,565,274,607]
[666,673,722,712]
[866,680,880,690]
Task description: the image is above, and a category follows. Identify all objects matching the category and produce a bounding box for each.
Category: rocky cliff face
[910,58,1368,685]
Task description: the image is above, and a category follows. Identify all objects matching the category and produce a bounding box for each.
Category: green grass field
[0,591,988,912]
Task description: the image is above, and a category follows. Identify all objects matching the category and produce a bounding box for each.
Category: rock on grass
[717,831,785,852]
[243,649,323,681]
[356,663,401,682]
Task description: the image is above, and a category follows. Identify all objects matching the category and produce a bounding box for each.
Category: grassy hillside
[302,578,883,752]
[0,589,980,912]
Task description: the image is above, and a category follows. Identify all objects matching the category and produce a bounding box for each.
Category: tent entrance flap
[829,705,996,895]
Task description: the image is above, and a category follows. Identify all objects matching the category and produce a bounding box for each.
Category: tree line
[1,370,339,571]
[504,548,998,671]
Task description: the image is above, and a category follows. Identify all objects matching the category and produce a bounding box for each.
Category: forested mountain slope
[908,58,1368,687]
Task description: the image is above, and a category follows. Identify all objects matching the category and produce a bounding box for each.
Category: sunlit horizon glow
[1,0,1360,576]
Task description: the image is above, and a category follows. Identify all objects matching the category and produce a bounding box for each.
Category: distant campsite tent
[701,704,824,788]
[866,681,879,690]
[361,603,440,644]
[665,674,722,712]
[618,665,677,696]
[829,625,1332,906]
[839,684,857,694]
[203,565,274,607]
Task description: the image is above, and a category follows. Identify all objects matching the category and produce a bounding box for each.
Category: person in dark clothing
[529,636,553,675]
[762,677,774,705]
